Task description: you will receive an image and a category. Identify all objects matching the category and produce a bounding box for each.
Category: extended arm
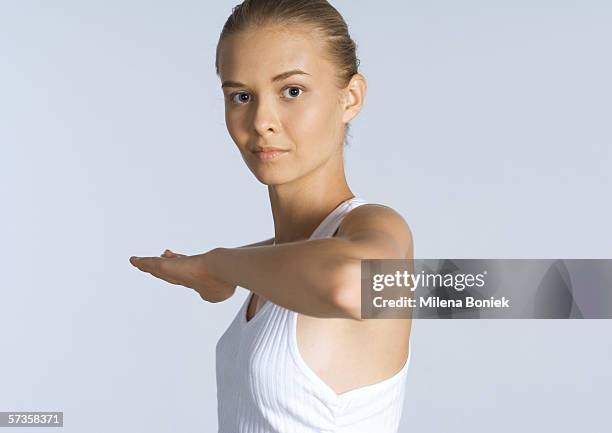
[236,238,275,248]
[207,204,412,320]
[130,205,412,319]
[209,237,358,319]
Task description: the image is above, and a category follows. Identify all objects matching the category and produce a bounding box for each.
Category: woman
[130,1,413,431]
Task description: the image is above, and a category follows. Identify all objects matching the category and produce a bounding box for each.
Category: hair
[215,0,361,148]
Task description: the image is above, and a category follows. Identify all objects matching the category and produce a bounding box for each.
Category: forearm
[236,238,274,248]
[207,238,360,319]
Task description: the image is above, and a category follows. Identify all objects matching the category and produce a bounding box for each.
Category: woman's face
[217,25,357,186]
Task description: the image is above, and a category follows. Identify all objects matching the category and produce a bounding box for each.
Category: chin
[253,172,287,186]
[249,166,294,186]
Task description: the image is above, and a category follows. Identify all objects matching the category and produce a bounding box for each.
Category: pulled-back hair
[215,0,361,146]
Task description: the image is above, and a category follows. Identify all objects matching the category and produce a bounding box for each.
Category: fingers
[130,256,161,273]
[161,249,186,258]
[130,253,182,271]
[130,255,182,285]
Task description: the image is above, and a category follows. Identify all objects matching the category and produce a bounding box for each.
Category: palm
[129,249,236,302]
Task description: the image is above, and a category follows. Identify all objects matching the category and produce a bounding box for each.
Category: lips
[251,146,288,153]
[252,148,289,161]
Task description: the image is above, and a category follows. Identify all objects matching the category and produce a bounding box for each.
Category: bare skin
[130,24,413,396]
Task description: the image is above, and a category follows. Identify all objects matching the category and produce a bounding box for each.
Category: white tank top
[215,197,412,433]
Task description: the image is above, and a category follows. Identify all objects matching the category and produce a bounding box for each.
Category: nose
[252,95,280,137]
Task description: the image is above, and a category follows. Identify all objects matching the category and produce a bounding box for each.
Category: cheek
[287,97,340,148]
[225,108,249,146]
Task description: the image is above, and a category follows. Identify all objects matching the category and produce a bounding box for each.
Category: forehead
[218,25,334,84]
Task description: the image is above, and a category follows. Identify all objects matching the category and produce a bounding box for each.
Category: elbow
[330,257,364,321]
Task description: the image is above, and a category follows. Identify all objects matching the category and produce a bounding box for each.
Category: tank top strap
[252,196,370,320]
[309,196,369,240]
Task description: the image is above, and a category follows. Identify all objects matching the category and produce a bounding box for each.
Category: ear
[340,73,367,124]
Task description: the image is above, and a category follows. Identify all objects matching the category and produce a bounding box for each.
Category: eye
[282,86,304,99]
[230,92,251,105]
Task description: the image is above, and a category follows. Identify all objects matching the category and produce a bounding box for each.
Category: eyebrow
[221,69,311,89]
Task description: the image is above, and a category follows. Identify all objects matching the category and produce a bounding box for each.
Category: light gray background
[1,0,610,432]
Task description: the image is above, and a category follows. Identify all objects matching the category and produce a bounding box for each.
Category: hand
[129,249,237,303]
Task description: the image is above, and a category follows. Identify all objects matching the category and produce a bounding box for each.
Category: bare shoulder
[335,203,413,259]
[332,204,413,372]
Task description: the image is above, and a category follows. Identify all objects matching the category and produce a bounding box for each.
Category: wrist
[204,247,234,286]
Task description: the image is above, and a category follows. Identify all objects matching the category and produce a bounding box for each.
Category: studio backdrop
[1,1,610,432]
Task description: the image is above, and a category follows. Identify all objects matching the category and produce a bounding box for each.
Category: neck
[268,155,354,244]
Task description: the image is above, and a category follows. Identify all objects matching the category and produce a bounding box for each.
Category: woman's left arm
[207,204,413,319]
[130,205,412,320]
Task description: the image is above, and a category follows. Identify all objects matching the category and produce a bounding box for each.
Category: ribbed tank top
[215,197,412,433]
